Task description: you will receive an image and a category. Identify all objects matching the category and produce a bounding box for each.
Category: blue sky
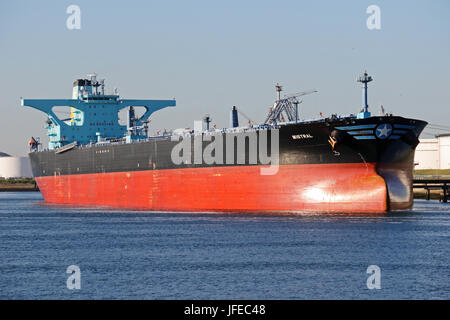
[1,0,449,155]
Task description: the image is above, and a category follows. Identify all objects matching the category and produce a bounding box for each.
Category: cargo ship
[22,72,427,213]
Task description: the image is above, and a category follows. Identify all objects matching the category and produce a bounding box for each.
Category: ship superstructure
[22,73,175,149]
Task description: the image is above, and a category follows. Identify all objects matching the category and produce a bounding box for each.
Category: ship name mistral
[292,134,313,139]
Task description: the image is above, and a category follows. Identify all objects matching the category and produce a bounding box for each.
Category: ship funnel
[230,106,239,128]
[203,115,212,131]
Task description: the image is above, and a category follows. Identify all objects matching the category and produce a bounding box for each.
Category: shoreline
[0,185,39,192]
[0,178,39,192]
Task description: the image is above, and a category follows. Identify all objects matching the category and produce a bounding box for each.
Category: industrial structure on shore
[0,153,33,178]
[414,134,450,170]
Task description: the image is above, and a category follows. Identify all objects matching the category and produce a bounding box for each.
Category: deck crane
[264,84,317,124]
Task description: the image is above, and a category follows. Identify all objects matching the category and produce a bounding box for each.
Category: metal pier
[413,178,450,202]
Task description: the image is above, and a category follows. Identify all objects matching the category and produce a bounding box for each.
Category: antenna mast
[357,71,373,119]
[275,83,283,101]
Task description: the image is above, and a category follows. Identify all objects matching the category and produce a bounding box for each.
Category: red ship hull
[35,163,388,213]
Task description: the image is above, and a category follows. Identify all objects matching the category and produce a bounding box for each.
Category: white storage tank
[0,153,33,178]
[414,134,450,170]
[438,134,450,169]
[415,138,439,169]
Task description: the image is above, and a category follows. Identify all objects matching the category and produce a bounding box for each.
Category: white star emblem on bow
[376,124,392,139]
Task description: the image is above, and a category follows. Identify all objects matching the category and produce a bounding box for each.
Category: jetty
[413,176,450,202]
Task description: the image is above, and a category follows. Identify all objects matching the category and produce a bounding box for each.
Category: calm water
[0,192,449,300]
